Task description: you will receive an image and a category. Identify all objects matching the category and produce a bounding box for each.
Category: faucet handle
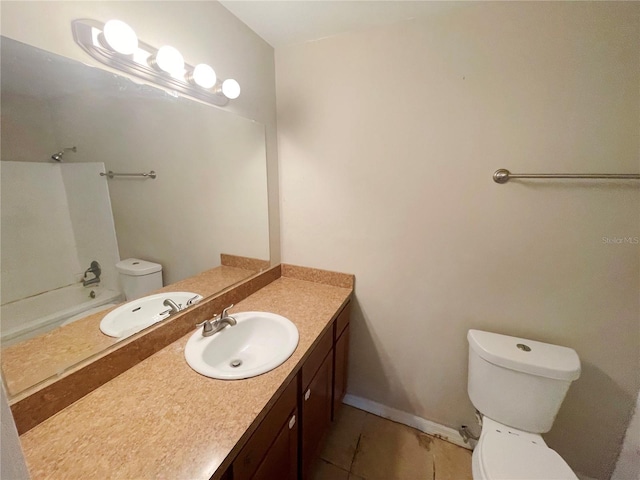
[186,295,201,307]
[221,304,234,318]
[196,319,214,335]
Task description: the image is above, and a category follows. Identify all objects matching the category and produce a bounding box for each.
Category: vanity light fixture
[190,64,217,89]
[221,79,241,100]
[101,19,138,55]
[72,18,240,107]
[152,45,185,76]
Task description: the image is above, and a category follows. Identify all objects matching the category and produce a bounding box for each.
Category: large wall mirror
[0,37,270,399]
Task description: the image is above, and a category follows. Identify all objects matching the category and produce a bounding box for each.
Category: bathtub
[1,284,123,346]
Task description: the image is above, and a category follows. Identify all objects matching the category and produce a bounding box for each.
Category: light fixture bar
[72,19,236,107]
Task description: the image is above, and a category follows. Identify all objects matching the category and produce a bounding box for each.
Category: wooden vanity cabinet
[233,378,298,480]
[228,300,351,480]
[332,304,351,419]
[300,300,351,478]
[251,409,298,480]
[301,347,333,478]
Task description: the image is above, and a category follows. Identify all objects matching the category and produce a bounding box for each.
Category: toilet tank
[467,329,580,433]
[116,258,163,300]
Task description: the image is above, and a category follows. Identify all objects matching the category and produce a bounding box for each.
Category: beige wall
[276,2,639,479]
[0,0,280,264]
[0,93,58,163]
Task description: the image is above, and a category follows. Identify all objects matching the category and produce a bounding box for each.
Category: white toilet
[467,329,581,480]
[115,258,163,300]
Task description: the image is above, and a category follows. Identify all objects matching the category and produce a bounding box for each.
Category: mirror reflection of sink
[100,292,203,338]
[184,312,299,380]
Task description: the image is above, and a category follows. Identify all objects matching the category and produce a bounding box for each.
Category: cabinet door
[333,324,350,419]
[301,351,333,479]
[251,410,298,480]
[234,379,297,480]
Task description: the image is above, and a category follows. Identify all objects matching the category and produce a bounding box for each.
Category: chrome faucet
[196,304,237,337]
[82,261,101,287]
[162,299,181,315]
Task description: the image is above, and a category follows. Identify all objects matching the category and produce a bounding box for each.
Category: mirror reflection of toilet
[467,329,581,479]
[116,258,163,301]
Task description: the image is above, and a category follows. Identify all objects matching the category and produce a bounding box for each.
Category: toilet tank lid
[468,330,581,381]
[116,258,162,276]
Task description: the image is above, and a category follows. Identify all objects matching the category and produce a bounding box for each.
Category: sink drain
[230,359,242,368]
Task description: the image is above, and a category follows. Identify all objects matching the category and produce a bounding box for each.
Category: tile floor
[311,405,473,480]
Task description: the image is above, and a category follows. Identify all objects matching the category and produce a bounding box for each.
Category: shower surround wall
[0,161,120,306]
[276,2,639,479]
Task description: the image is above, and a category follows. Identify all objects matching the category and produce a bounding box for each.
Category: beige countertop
[2,265,256,397]
[20,274,352,479]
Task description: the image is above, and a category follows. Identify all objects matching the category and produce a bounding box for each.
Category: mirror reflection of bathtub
[1,284,122,347]
[0,37,270,398]
[1,159,123,350]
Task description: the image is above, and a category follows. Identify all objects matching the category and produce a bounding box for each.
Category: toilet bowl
[472,417,577,480]
[466,329,581,480]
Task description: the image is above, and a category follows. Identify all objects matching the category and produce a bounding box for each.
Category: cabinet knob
[289,415,296,429]
[304,388,311,401]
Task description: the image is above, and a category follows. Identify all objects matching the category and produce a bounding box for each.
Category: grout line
[319,458,349,476]
[349,432,363,473]
[320,457,348,472]
[348,411,372,476]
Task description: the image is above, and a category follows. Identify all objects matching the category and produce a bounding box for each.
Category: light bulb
[222,79,241,99]
[155,45,184,75]
[192,64,217,89]
[103,20,138,55]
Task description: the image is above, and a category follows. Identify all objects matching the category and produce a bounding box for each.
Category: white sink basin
[100,292,202,338]
[184,311,299,380]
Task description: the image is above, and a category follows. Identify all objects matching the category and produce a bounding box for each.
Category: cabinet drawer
[334,301,350,339]
[234,377,297,480]
[301,326,333,391]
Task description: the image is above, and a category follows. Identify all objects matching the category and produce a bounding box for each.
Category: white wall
[0,386,29,479]
[0,162,120,304]
[276,3,639,479]
[61,163,120,292]
[0,162,81,303]
[0,0,280,264]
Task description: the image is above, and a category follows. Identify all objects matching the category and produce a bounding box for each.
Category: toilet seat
[473,419,578,480]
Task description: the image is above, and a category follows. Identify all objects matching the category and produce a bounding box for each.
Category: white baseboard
[343,393,472,450]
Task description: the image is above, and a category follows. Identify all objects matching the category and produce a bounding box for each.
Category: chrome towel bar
[493,169,640,184]
[100,170,156,179]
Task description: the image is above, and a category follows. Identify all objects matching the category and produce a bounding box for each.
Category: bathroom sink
[184,312,299,380]
[100,292,202,338]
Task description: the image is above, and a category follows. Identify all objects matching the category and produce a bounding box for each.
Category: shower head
[51,146,77,162]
